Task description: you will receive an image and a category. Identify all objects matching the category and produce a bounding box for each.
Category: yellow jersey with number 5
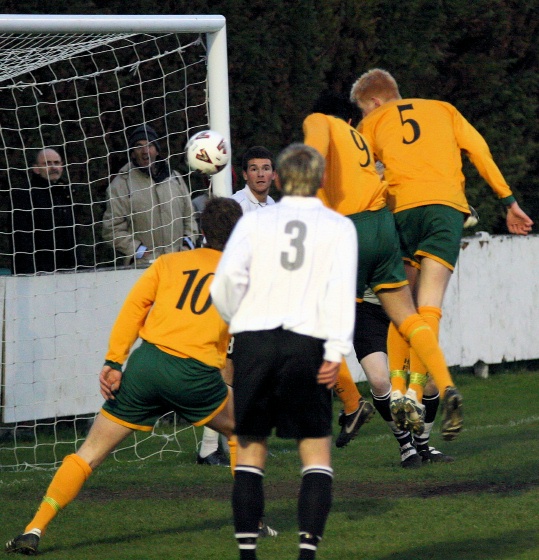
[303,112,386,216]
[358,98,513,213]
[105,248,229,369]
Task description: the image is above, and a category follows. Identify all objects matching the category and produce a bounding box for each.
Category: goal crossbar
[0,14,226,35]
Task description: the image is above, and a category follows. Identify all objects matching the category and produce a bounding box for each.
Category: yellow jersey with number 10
[105,248,229,370]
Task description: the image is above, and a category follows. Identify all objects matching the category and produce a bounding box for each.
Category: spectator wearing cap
[102,124,197,267]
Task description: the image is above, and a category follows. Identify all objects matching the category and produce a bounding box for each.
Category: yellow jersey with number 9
[303,112,386,216]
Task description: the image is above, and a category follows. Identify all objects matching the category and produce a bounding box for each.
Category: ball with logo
[185,130,230,175]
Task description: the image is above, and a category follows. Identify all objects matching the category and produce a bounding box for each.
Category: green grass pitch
[1,366,538,559]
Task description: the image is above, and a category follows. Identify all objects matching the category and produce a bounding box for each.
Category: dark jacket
[11,172,76,274]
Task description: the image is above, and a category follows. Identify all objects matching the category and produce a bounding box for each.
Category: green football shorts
[393,204,464,270]
[102,340,228,430]
[348,206,408,299]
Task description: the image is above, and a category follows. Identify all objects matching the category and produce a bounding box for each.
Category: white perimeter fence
[1,232,538,423]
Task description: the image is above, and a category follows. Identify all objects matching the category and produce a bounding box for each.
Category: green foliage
[2,0,538,231]
[368,0,451,94]
[322,1,380,92]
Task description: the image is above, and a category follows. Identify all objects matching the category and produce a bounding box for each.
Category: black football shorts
[232,328,332,439]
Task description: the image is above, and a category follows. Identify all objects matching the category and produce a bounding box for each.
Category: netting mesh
[0,33,135,81]
[0,30,214,470]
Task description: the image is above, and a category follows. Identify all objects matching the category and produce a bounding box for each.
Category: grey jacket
[102,162,197,267]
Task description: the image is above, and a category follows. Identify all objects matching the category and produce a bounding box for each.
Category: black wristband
[104,360,123,371]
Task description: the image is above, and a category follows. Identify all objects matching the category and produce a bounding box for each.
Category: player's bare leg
[199,362,235,466]
[407,258,451,310]
[77,412,135,468]
[6,413,133,555]
[206,386,237,471]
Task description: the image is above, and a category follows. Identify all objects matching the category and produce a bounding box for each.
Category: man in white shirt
[211,143,358,560]
[198,146,276,469]
[231,146,276,212]
[197,147,276,470]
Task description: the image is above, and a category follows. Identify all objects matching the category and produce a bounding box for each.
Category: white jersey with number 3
[211,195,358,363]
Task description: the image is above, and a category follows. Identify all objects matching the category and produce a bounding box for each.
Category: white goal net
[0,15,231,470]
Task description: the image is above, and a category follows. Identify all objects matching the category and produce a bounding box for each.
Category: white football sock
[199,427,219,458]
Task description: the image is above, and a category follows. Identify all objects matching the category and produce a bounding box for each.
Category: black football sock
[233,466,265,560]
[298,466,333,560]
[415,392,439,451]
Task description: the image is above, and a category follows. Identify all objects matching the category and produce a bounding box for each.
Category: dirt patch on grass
[80,479,536,503]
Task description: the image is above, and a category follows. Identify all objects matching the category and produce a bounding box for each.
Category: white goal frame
[0,14,231,470]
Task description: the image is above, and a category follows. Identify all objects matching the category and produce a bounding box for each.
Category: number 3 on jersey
[281,220,307,271]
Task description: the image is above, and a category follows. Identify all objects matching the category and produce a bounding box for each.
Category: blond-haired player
[212,143,357,560]
[303,92,464,445]
[350,68,533,428]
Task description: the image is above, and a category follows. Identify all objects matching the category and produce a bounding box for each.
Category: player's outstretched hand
[317,360,340,389]
[507,202,533,235]
[99,365,122,400]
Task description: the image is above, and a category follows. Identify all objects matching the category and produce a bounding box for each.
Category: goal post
[0,14,231,470]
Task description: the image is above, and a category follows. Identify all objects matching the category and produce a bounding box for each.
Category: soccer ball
[185,130,230,175]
